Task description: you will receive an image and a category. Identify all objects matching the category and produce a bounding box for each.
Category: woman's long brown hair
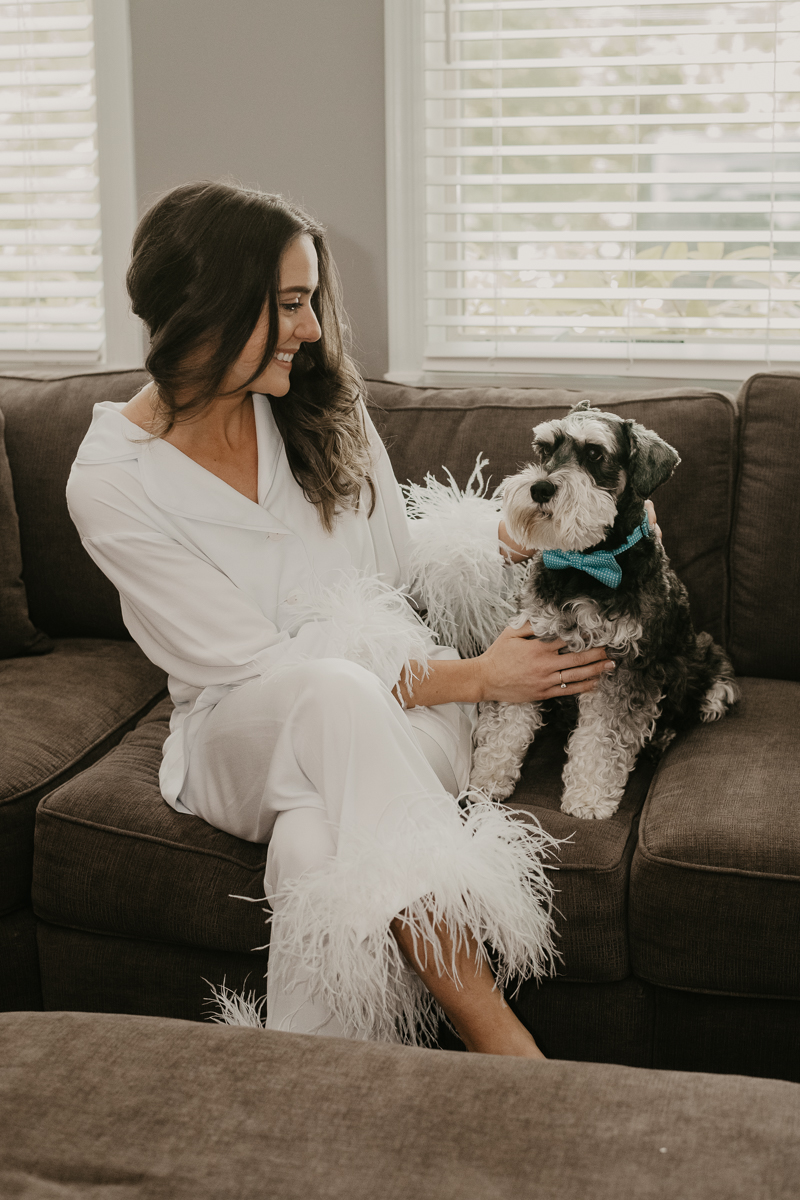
[126,181,374,531]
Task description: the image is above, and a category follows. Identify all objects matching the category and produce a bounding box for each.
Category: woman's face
[227,233,322,398]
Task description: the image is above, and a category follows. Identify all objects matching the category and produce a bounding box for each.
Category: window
[386,0,800,381]
[0,0,138,365]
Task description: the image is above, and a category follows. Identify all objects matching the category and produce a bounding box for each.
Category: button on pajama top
[67,395,558,1044]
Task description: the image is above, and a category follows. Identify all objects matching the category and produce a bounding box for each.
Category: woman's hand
[474,622,614,704]
[645,499,662,542]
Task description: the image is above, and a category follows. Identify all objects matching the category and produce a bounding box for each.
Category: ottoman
[0,1011,797,1200]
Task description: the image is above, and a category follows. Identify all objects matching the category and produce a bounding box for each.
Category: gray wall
[128,0,388,378]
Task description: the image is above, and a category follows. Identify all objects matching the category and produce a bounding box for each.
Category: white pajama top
[67,395,464,812]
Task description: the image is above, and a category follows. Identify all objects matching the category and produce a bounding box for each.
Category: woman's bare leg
[391,915,546,1058]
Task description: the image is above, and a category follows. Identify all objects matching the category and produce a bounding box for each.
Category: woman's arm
[395,623,613,709]
[395,498,661,707]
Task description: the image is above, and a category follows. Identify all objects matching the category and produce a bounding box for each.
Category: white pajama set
[67,396,557,1044]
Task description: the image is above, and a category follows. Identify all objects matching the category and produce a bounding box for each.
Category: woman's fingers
[645,498,663,543]
[554,645,608,670]
[547,676,603,698]
[554,659,615,688]
[506,620,566,649]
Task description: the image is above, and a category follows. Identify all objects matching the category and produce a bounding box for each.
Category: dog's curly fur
[469,400,739,820]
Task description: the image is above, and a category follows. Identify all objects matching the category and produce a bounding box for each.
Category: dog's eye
[585,445,604,462]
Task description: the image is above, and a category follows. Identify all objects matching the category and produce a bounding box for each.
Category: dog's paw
[468,768,517,801]
[560,790,620,821]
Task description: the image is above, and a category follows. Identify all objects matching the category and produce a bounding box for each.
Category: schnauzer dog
[469,400,738,820]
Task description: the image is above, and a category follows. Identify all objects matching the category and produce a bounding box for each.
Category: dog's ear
[625,420,681,496]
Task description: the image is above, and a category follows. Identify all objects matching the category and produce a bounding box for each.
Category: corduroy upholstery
[1,642,166,919]
[0,370,147,638]
[629,677,800,998]
[0,406,51,659]
[1,1011,798,1200]
[729,372,800,678]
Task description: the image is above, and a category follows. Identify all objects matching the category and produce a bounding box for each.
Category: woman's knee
[265,806,336,897]
[284,657,389,714]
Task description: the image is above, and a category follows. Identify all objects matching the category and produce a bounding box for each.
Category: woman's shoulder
[68,402,153,534]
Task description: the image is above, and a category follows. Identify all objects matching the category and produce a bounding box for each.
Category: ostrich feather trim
[285,572,437,697]
[209,794,563,1046]
[404,456,529,658]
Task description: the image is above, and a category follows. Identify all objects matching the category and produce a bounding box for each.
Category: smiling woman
[65,180,614,1056]
[123,182,373,530]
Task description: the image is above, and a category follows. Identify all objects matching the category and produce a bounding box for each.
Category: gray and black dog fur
[469,399,739,820]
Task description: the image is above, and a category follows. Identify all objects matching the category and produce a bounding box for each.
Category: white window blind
[0,0,104,360]
[413,0,800,375]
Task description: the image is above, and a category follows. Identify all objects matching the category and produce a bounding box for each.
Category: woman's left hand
[645,499,662,543]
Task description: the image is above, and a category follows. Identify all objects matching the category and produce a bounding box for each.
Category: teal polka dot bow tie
[541,513,652,588]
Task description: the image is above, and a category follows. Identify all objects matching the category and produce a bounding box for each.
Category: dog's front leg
[469,701,545,801]
[560,676,660,820]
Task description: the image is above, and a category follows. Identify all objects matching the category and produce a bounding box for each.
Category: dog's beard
[502,466,618,552]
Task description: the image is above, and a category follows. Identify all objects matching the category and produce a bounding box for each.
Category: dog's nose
[530,479,556,504]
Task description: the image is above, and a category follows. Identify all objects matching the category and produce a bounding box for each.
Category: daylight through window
[0,0,103,361]
[420,0,800,372]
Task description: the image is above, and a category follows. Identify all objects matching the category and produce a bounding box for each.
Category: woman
[67,182,620,1057]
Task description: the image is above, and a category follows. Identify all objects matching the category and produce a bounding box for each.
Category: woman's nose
[297,306,321,343]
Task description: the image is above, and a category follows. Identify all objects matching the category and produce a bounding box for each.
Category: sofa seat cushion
[629,677,800,997]
[0,638,166,915]
[1,1012,798,1200]
[34,696,651,985]
[33,698,271,955]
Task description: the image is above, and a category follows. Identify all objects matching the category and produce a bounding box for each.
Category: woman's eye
[586,445,604,462]
[282,302,301,313]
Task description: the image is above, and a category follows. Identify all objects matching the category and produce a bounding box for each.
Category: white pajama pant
[180,655,476,1038]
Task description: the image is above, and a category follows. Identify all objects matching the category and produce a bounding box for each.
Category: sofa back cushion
[0,370,149,639]
[729,372,800,680]
[0,405,52,658]
[367,381,737,646]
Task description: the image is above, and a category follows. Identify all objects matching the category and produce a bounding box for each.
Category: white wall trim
[384,0,425,379]
[94,0,144,368]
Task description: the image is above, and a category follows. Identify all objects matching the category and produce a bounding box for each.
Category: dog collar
[541,513,652,588]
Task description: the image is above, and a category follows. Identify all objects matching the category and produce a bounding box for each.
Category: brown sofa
[1,368,798,1081]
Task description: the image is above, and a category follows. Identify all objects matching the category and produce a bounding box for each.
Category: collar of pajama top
[72,394,412,618]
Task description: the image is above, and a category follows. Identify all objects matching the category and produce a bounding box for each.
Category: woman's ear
[625,419,681,497]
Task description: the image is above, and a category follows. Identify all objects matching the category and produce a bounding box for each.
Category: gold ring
[559,670,567,689]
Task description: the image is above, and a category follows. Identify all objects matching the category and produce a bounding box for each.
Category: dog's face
[501,402,680,552]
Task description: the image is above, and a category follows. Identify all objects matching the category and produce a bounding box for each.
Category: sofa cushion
[367,380,737,645]
[0,369,148,638]
[0,406,51,659]
[729,372,800,679]
[33,698,271,954]
[34,696,651,984]
[0,638,166,915]
[629,677,800,997]
[1,1011,798,1200]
